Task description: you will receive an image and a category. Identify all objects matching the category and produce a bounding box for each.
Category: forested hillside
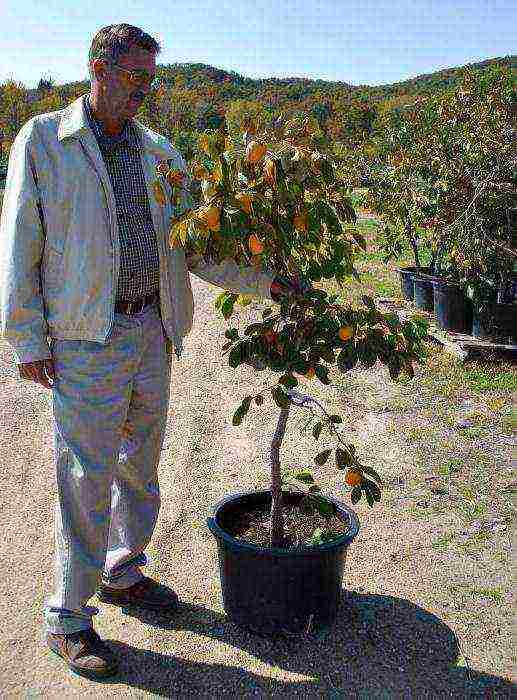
[0,54,514,168]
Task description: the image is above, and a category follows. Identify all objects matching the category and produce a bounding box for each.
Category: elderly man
[0,24,302,679]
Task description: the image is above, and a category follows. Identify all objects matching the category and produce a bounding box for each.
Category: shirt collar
[84,93,134,148]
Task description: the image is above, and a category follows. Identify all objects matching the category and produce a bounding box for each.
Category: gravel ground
[0,274,515,698]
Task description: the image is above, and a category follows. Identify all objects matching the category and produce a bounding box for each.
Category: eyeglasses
[110,63,159,89]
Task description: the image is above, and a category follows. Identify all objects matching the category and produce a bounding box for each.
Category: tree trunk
[270,403,291,548]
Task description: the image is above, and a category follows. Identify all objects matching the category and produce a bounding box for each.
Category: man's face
[93,47,156,120]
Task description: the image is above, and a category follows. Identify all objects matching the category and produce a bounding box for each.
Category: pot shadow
[100,590,515,698]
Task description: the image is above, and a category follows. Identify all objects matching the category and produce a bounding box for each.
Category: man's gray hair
[88,24,161,79]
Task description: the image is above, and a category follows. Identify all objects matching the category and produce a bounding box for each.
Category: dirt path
[0,275,515,698]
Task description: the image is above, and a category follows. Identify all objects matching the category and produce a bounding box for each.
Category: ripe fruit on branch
[338,326,354,342]
[196,205,221,231]
[248,234,264,255]
[192,162,211,180]
[153,181,167,206]
[263,330,278,344]
[166,169,185,186]
[345,469,362,487]
[305,367,316,379]
[156,162,169,176]
[264,158,277,185]
[235,192,253,215]
[246,140,267,164]
[293,210,308,232]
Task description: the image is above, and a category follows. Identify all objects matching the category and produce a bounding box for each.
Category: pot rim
[413,272,444,282]
[206,489,360,557]
[396,265,431,274]
[431,279,464,289]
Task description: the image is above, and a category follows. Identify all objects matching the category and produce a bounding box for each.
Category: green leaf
[272,386,290,409]
[364,483,375,507]
[229,342,247,368]
[315,365,331,385]
[312,495,335,516]
[232,408,243,426]
[221,295,236,320]
[313,421,323,440]
[329,415,343,423]
[383,312,400,330]
[224,328,239,340]
[279,374,298,389]
[241,395,253,412]
[351,485,362,504]
[364,479,381,502]
[335,447,354,469]
[244,323,264,336]
[307,527,325,545]
[215,291,228,309]
[314,449,332,466]
[361,466,383,484]
[295,469,315,484]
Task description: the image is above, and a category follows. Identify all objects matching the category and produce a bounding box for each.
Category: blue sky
[1,0,514,88]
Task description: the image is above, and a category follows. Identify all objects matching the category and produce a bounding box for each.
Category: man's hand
[18,359,55,389]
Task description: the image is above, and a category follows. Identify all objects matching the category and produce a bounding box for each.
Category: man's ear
[91,58,109,83]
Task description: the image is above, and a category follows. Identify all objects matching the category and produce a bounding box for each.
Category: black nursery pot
[207,490,360,636]
[472,302,517,345]
[432,279,473,334]
[397,266,431,301]
[413,271,438,312]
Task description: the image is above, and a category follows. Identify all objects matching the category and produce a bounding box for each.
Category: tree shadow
[100,591,515,698]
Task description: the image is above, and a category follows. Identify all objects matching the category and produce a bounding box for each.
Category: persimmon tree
[153,114,430,547]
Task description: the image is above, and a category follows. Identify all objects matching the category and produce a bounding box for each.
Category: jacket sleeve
[172,151,275,300]
[0,120,51,364]
[188,256,275,299]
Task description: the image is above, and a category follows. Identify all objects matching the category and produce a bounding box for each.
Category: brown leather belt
[115,292,159,315]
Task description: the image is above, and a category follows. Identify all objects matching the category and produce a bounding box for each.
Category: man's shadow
[95,589,515,698]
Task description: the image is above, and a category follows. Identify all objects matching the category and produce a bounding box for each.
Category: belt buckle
[130,299,143,315]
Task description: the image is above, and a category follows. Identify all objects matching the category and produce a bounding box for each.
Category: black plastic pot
[207,490,359,636]
[413,271,440,312]
[397,266,431,301]
[472,302,517,345]
[432,280,473,334]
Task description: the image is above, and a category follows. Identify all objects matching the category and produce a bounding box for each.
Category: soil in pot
[224,497,349,550]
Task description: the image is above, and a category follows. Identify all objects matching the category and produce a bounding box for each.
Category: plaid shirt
[84,94,160,302]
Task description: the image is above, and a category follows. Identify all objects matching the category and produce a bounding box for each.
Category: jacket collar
[57,93,177,160]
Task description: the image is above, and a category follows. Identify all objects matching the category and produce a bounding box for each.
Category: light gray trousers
[44,302,172,634]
